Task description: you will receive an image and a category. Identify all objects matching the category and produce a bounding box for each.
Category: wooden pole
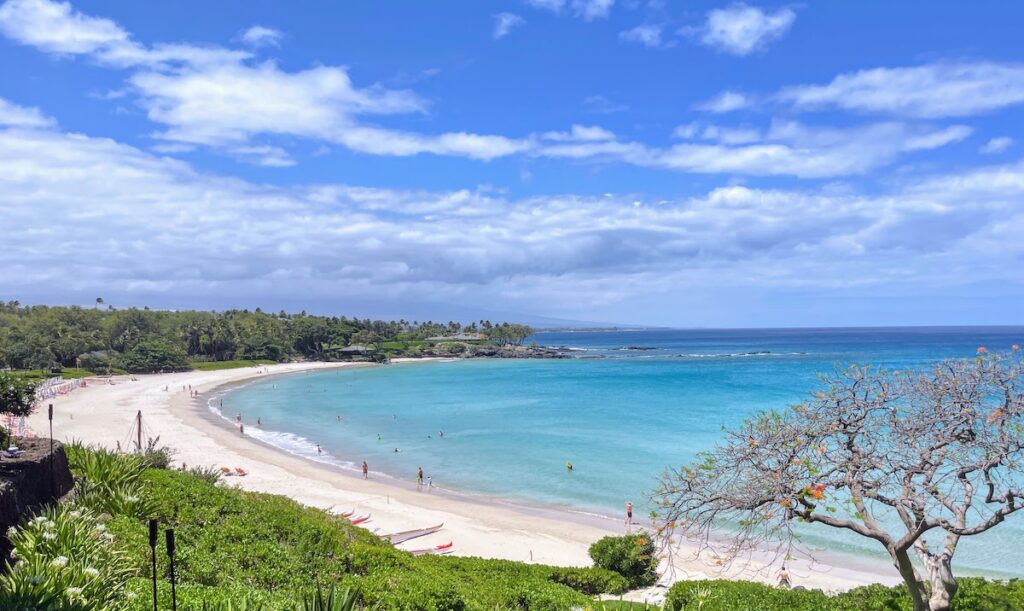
[137,410,142,452]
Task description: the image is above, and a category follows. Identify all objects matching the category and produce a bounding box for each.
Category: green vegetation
[4,445,1024,609]
[189,359,276,371]
[588,534,658,589]
[0,301,534,371]
[663,578,1024,610]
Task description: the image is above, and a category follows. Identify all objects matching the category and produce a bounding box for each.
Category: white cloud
[2,120,1021,316]
[541,124,616,141]
[524,0,565,12]
[0,0,248,67]
[240,25,282,48]
[777,62,1024,118]
[687,3,795,56]
[980,137,1013,154]
[0,97,55,127]
[539,120,970,178]
[493,12,525,39]
[0,0,533,164]
[693,90,750,113]
[582,94,628,114]
[571,0,614,21]
[619,24,671,49]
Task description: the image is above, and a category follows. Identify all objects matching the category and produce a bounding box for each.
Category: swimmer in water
[566,461,574,471]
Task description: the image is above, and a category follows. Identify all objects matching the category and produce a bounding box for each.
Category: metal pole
[149,520,158,611]
[137,410,143,452]
[165,528,177,611]
[48,404,54,498]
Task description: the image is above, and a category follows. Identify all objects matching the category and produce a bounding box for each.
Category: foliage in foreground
[0,507,135,610]
[663,578,1024,611]
[588,533,658,589]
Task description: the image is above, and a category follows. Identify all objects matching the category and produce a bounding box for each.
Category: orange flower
[780,499,792,507]
[986,409,1004,424]
[817,445,826,454]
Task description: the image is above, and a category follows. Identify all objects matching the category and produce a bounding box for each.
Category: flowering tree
[653,349,1024,611]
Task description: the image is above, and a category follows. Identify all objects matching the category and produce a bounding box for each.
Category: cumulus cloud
[571,0,614,21]
[524,0,565,12]
[0,0,532,164]
[2,120,1021,316]
[240,25,282,48]
[693,90,750,113]
[619,24,671,49]
[777,62,1024,118]
[980,137,1013,154]
[0,97,55,127]
[538,121,971,178]
[493,12,525,39]
[686,3,795,56]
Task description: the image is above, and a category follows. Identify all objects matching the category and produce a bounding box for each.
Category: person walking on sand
[239,423,244,435]
[777,565,792,589]
[625,501,633,532]
[362,461,369,479]
[417,467,424,490]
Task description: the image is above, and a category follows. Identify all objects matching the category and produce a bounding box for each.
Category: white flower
[95,524,107,533]
[68,510,81,518]
[30,516,46,525]
[42,532,56,541]
[65,586,84,600]
[84,567,100,577]
[6,527,17,538]
[50,556,69,569]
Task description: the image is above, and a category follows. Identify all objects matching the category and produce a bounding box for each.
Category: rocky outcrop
[415,343,570,359]
[0,438,74,559]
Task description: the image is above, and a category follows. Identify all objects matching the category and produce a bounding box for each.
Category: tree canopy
[0,372,37,418]
[653,350,1024,611]
[0,301,536,369]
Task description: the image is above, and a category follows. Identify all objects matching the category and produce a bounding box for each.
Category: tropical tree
[0,372,37,445]
[653,350,1024,611]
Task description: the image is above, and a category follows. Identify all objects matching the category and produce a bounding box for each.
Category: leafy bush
[588,533,658,589]
[67,442,155,519]
[663,578,1024,611]
[140,437,175,469]
[118,339,190,373]
[0,506,135,610]
[549,566,630,595]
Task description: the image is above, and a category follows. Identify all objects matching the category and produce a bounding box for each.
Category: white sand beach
[25,361,899,601]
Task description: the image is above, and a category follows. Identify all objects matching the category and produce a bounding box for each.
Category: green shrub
[0,506,135,610]
[663,578,1024,611]
[588,533,657,589]
[67,442,156,519]
[549,566,630,595]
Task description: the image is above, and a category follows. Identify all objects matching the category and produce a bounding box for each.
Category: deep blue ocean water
[219,327,1024,575]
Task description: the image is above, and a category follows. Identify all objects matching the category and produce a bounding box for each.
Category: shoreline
[27,361,900,601]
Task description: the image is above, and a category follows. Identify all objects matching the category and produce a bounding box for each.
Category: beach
[26,361,899,601]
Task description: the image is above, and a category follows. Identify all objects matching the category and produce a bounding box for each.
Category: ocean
[217,327,1024,576]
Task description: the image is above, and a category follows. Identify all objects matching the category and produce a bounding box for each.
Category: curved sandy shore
[25,361,898,601]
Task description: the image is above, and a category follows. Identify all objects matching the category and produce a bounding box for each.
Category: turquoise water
[219,327,1024,575]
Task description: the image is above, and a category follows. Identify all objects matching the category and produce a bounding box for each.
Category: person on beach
[777,565,792,589]
[625,501,633,531]
[239,423,244,435]
[236,413,242,423]
[362,461,369,479]
[316,444,322,455]
[417,467,424,490]
[427,476,433,490]
[116,440,121,453]
[257,417,262,427]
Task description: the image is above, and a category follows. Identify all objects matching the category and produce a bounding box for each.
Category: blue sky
[0,0,1022,326]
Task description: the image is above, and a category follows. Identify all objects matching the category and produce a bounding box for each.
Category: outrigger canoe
[382,523,444,545]
[410,541,454,556]
[349,514,372,525]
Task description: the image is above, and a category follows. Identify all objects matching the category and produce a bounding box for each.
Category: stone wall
[0,438,74,559]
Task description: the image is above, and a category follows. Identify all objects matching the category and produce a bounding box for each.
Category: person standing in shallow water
[417,467,424,490]
[625,501,633,532]
[362,461,369,479]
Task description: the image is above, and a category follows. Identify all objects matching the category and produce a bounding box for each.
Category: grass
[10,367,99,380]
[188,359,277,371]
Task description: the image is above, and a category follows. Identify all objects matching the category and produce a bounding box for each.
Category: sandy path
[25,361,898,600]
